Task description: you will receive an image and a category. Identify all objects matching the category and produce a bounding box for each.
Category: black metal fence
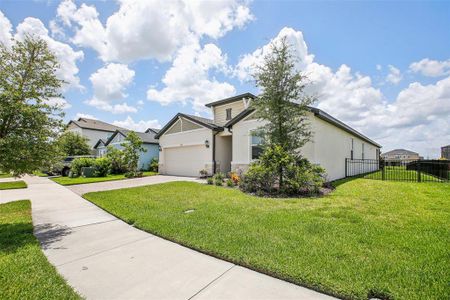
[345,159,450,182]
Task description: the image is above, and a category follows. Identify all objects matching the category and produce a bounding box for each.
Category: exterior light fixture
[158,145,162,152]
[205,139,210,148]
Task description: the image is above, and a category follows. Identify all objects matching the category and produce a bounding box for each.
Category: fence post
[417,161,421,182]
[345,158,348,177]
[382,161,385,181]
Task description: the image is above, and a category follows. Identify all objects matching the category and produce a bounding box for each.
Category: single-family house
[381,149,421,162]
[67,118,126,149]
[156,93,382,181]
[94,129,159,171]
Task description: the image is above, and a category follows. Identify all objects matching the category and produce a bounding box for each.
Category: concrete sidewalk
[0,176,335,300]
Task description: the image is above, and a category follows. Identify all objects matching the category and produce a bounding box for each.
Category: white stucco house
[67,118,126,149]
[155,93,381,181]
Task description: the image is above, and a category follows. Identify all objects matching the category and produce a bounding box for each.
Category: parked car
[43,155,95,176]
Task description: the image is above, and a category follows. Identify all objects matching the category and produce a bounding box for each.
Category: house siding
[67,126,114,148]
[213,100,246,126]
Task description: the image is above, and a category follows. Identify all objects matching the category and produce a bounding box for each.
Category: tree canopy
[57,131,91,156]
[0,36,65,175]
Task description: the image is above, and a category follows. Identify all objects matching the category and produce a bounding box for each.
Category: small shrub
[230,172,240,185]
[206,177,213,185]
[93,157,111,177]
[149,157,159,172]
[68,171,75,178]
[214,178,223,186]
[226,178,234,187]
[199,169,208,178]
[70,157,95,177]
[213,172,225,186]
[106,147,126,174]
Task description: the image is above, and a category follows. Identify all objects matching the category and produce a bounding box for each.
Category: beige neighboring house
[156,93,382,181]
[67,118,126,149]
[381,149,421,162]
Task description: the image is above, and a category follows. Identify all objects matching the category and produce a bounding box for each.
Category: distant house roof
[381,149,419,156]
[154,113,222,139]
[104,129,159,147]
[204,92,256,108]
[145,128,160,134]
[68,118,125,132]
[93,139,106,149]
[224,106,382,148]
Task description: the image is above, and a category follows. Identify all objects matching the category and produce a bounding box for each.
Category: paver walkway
[67,174,203,195]
[0,175,336,300]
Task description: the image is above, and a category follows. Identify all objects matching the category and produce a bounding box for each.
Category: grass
[362,166,446,182]
[0,181,27,190]
[0,200,80,299]
[84,179,450,300]
[51,171,157,186]
[0,173,12,179]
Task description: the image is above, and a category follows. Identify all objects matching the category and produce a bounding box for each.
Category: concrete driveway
[67,174,203,195]
[0,175,335,300]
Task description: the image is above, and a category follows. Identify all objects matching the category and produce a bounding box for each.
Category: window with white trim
[250,134,263,160]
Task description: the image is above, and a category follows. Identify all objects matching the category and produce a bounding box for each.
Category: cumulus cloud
[113,116,161,132]
[235,27,450,157]
[56,0,253,63]
[409,58,450,77]
[0,13,84,92]
[85,63,137,114]
[147,42,235,111]
[385,65,402,84]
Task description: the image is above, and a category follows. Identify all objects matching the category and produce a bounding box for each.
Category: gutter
[212,131,220,174]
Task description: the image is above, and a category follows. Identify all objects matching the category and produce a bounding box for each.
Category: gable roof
[225,106,381,148]
[93,139,106,149]
[105,129,159,146]
[68,118,125,132]
[204,92,256,108]
[154,113,222,139]
[145,128,160,134]
[381,149,419,156]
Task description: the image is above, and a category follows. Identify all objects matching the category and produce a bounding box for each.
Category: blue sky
[1,0,449,158]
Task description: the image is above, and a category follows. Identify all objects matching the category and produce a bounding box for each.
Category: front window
[226,108,232,120]
[251,134,263,160]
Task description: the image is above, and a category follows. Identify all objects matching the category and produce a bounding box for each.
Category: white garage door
[164,145,208,177]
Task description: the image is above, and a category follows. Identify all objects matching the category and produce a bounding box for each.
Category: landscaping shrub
[213,172,225,186]
[240,145,325,196]
[206,177,213,185]
[149,157,159,172]
[70,157,95,177]
[230,172,240,185]
[199,169,208,178]
[226,178,234,187]
[93,157,111,177]
[106,147,126,174]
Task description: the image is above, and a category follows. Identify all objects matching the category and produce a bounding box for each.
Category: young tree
[57,131,91,156]
[252,37,316,188]
[0,36,65,176]
[121,132,146,177]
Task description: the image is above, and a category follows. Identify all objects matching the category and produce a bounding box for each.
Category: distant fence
[345,159,450,182]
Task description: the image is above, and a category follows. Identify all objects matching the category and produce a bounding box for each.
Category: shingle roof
[104,129,159,146]
[145,128,160,134]
[154,113,222,139]
[68,118,125,132]
[204,92,256,108]
[381,149,419,156]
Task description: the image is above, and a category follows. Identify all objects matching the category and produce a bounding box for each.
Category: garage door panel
[164,146,208,177]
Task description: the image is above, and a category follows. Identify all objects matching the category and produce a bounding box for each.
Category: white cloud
[75,113,97,120]
[0,11,13,48]
[376,64,382,71]
[113,116,161,132]
[85,63,137,114]
[409,58,450,77]
[147,42,235,111]
[386,65,402,84]
[235,27,450,158]
[46,97,71,109]
[56,0,253,63]
[14,17,84,91]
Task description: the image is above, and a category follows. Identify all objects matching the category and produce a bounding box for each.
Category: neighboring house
[381,149,420,162]
[156,93,381,181]
[67,118,126,149]
[94,129,159,171]
[441,145,450,160]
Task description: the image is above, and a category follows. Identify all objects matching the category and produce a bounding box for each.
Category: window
[362,143,365,160]
[251,134,263,160]
[226,108,232,120]
[350,138,354,159]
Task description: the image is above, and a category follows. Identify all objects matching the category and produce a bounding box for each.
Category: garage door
[164,145,209,177]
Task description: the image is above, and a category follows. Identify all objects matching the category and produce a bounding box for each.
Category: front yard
[0,180,27,190]
[84,179,450,300]
[0,201,80,299]
[51,171,157,186]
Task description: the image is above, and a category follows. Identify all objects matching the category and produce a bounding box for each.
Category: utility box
[81,167,95,178]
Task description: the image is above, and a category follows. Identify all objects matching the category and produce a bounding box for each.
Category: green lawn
[363,166,446,182]
[0,173,12,179]
[0,200,80,299]
[0,181,27,190]
[51,171,157,186]
[84,179,450,300]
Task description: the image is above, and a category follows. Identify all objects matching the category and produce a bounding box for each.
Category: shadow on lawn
[0,222,36,253]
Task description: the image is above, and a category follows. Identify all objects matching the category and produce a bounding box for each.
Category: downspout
[212,130,220,174]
